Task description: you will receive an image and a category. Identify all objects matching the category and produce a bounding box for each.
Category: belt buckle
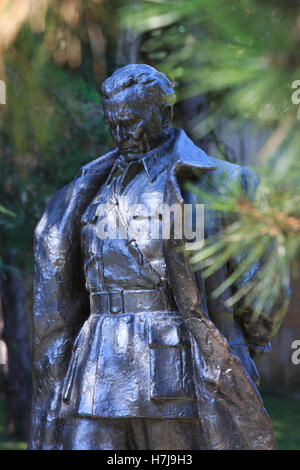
[108,291,123,314]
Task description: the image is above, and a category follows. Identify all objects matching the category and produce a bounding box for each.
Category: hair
[101,64,176,109]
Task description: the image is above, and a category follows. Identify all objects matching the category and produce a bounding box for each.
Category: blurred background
[0,0,300,450]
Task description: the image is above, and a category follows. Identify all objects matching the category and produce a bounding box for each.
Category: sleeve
[29,184,89,449]
[227,166,290,358]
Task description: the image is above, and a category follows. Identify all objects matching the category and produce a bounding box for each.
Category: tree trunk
[115,28,143,68]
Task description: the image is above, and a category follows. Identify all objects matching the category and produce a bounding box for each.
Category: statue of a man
[29,64,286,450]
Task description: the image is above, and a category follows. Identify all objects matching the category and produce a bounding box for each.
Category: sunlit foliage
[121,0,300,321]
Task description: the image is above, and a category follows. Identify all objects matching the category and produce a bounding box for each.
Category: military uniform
[61,132,203,449]
[30,128,282,450]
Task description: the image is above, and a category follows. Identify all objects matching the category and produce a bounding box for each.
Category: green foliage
[262,392,300,450]
[0,206,16,274]
[121,0,300,322]
[186,175,291,326]
[0,25,112,271]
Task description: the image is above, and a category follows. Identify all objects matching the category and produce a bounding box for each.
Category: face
[103,87,172,161]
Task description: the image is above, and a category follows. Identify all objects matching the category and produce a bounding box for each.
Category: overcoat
[29,128,285,450]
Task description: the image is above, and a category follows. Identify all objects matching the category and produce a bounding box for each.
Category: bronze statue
[29,64,287,450]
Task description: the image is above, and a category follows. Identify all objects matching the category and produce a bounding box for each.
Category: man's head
[101,64,176,161]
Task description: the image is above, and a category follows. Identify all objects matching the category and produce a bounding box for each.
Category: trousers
[62,417,204,450]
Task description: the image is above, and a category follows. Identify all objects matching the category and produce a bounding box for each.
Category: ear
[161,104,173,129]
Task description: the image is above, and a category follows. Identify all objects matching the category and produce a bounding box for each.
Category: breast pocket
[148,318,196,401]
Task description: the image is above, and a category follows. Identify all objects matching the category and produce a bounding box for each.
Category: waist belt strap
[90,288,176,315]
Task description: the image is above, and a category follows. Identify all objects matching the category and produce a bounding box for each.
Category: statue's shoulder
[172,128,258,189]
[47,148,117,206]
[35,149,117,242]
[75,148,119,178]
[207,155,258,187]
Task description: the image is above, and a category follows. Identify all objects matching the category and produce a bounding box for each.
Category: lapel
[51,150,118,239]
[162,128,217,321]
[166,127,217,205]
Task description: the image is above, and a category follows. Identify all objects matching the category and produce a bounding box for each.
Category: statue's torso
[81,159,168,292]
[62,145,198,419]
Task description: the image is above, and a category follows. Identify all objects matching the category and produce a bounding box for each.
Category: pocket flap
[149,319,182,347]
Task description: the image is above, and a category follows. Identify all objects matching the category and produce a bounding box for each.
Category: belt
[90,287,177,315]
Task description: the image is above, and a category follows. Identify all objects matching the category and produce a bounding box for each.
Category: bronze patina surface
[29,64,287,450]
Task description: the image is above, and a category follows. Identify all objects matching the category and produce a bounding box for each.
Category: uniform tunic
[62,133,198,418]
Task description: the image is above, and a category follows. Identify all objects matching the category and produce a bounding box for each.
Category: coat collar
[106,129,176,185]
[170,127,217,172]
[77,127,217,180]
